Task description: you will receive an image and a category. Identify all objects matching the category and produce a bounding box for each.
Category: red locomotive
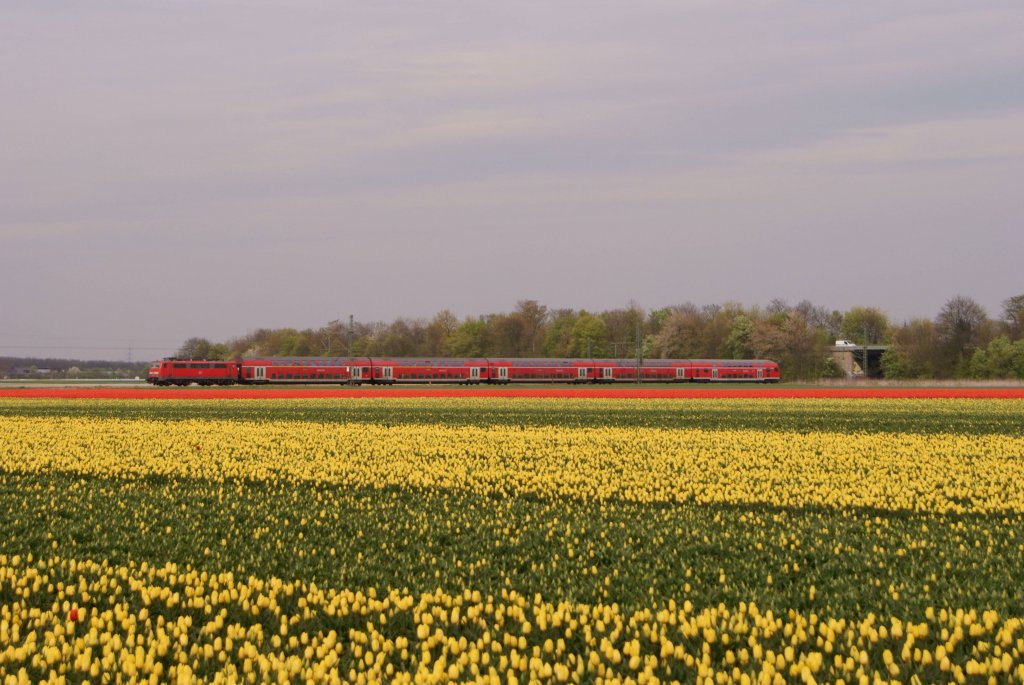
[146,359,240,386]
[149,356,780,385]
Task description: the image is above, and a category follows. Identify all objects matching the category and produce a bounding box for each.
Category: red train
[148,356,781,385]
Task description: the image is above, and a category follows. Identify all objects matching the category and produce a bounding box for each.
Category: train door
[577,367,588,382]
[675,366,686,381]
[496,367,509,383]
[712,366,719,381]
[381,366,393,383]
[470,367,481,382]
[602,367,613,382]
[253,366,267,383]
[757,365,764,381]
[351,367,363,382]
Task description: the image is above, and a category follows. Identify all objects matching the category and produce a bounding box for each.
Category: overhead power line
[0,344,172,351]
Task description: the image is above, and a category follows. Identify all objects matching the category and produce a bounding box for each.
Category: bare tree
[935,295,989,371]
[1002,294,1024,340]
[767,298,790,316]
[795,300,843,338]
[515,300,549,355]
[177,337,213,359]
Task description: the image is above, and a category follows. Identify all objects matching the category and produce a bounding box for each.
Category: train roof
[240,355,777,365]
[688,359,777,364]
[352,357,489,365]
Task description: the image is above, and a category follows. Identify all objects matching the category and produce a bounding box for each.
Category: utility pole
[635,320,642,385]
[322,322,336,356]
[862,324,870,379]
[348,315,354,359]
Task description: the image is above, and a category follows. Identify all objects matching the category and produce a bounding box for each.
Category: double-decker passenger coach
[148,356,781,386]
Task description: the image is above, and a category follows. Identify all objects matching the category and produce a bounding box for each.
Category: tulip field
[2,396,1024,683]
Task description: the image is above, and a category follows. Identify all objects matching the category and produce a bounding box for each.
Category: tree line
[0,358,150,379]
[178,294,1024,381]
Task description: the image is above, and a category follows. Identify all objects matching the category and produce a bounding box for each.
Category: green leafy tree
[570,312,609,357]
[703,303,746,358]
[880,346,910,379]
[366,319,426,356]
[445,318,487,357]
[840,307,890,344]
[724,315,754,359]
[981,335,1015,378]
[208,343,230,360]
[968,348,990,379]
[646,308,672,337]
[820,356,847,379]
[1012,339,1024,379]
[543,310,578,357]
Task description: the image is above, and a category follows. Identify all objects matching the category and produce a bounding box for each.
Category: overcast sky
[3,1,1023,360]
